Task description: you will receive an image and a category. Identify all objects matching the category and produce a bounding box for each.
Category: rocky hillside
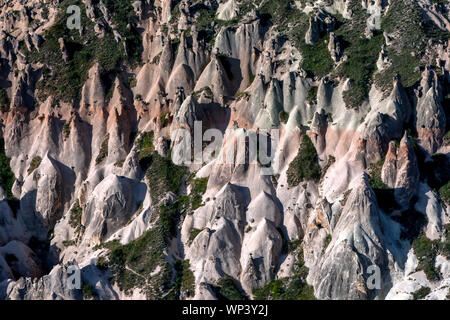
[0,0,449,300]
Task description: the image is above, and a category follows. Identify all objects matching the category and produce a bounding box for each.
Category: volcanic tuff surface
[0,0,449,300]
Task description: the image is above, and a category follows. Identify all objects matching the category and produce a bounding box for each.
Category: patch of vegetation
[443,130,450,146]
[287,239,302,253]
[190,177,209,210]
[96,134,109,165]
[173,260,195,299]
[441,224,450,259]
[439,182,450,204]
[375,0,448,93]
[413,286,430,300]
[30,0,141,103]
[193,86,213,100]
[0,139,16,200]
[253,248,315,300]
[158,195,190,239]
[115,159,125,168]
[160,112,170,128]
[367,158,389,190]
[259,0,333,77]
[96,143,192,298]
[102,228,172,298]
[41,4,49,20]
[306,86,318,103]
[278,110,289,123]
[322,234,332,253]
[286,135,321,187]
[213,275,246,300]
[103,0,142,62]
[63,240,76,247]
[189,228,204,243]
[136,131,154,167]
[236,91,250,101]
[329,1,384,108]
[69,199,84,236]
[27,156,42,175]
[145,152,187,204]
[299,37,334,78]
[62,122,71,140]
[412,234,442,281]
[82,283,94,299]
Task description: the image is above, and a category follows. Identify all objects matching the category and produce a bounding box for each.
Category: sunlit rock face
[0,0,449,300]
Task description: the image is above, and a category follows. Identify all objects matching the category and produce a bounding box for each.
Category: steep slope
[0,0,449,300]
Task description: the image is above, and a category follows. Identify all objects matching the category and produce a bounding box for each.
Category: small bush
[322,234,332,253]
[69,200,83,236]
[136,131,154,166]
[439,182,450,204]
[253,248,315,300]
[412,234,441,281]
[95,134,109,165]
[287,135,321,187]
[174,260,195,299]
[213,275,246,300]
[278,110,289,123]
[145,152,187,204]
[63,122,70,140]
[413,286,430,300]
[28,156,42,175]
[306,86,318,103]
[190,177,209,210]
[82,284,94,299]
[0,139,16,200]
[189,228,204,243]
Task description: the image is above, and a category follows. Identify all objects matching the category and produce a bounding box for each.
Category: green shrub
[443,130,450,146]
[322,234,332,253]
[374,0,448,93]
[158,195,190,239]
[190,177,209,210]
[367,158,389,190]
[136,131,154,164]
[27,156,42,175]
[331,1,384,108]
[104,228,172,297]
[306,86,318,103]
[412,234,441,281]
[62,122,70,140]
[213,275,246,300]
[174,260,195,299]
[96,134,109,165]
[439,224,450,259]
[253,248,315,300]
[145,152,187,204]
[160,112,170,128]
[278,110,289,123]
[286,135,321,187]
[31,0,141,103]
[69,199,83,236]
[189,228,204,243]
[413,286,430,300]
[82,283,94,299]
[0,139,16,200]
[439,182,450,204]
[367,157,402,213]
[259,1,333,77]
